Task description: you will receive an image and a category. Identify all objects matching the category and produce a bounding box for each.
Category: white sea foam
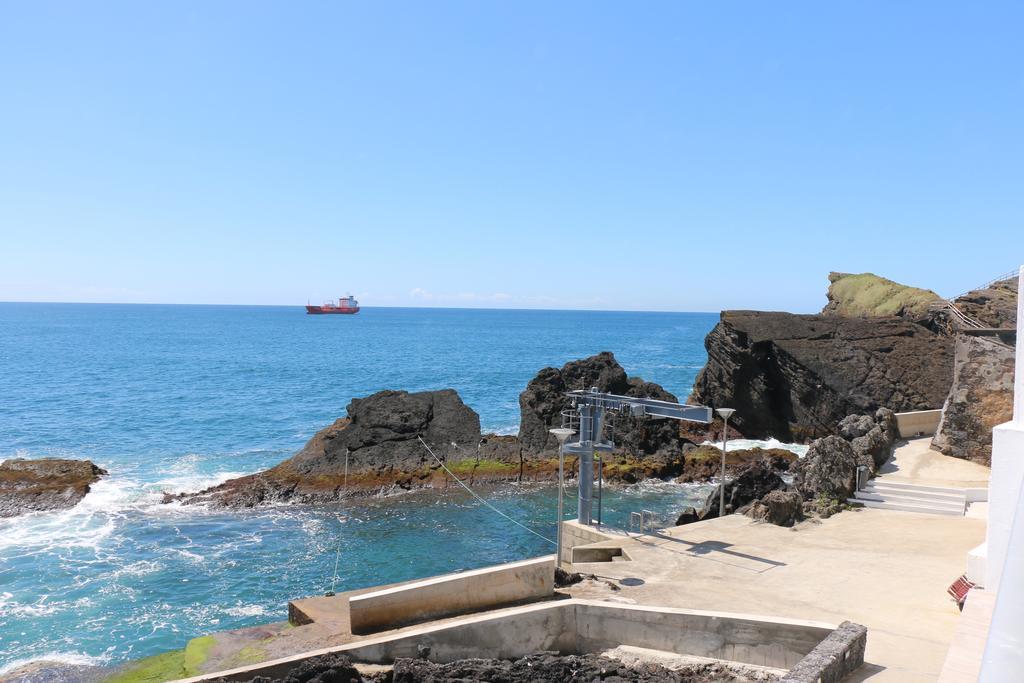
[0,651,111,676]
[700,437,809,457]
[0,453,253,553]
[223,604,267,618]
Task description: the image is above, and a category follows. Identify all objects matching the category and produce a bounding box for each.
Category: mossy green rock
[822,272,941,319]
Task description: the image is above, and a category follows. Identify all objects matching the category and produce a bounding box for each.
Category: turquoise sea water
[0,304,717,672]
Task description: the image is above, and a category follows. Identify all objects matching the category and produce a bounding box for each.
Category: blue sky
[1,2,1021,311]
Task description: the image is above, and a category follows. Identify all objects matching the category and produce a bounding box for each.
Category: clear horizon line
[0,299,740,315]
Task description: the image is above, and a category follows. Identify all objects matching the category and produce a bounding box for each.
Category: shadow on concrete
[639,531,787,573]
[843,661,886,681]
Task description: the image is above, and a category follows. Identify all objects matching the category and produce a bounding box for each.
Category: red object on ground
[947,574,976,610]
[306,296,360,315]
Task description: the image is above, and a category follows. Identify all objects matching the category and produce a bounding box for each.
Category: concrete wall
[573,602,834,670]
[895,409,943,438]
[560,519,619,565]
[985,423,1024,591]
[348,556,554,634]
[780,620,868,683]
[180,599,849,682]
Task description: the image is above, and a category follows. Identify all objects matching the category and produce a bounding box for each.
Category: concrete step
[847,497,965,516]
[611,555,628,563]
[854,491,966,511]
[866,480,967,497]
[858,484,966,501]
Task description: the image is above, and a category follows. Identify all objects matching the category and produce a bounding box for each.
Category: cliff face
[932,335,1015,466]
[822,272,941,321]
[690,311,954,441]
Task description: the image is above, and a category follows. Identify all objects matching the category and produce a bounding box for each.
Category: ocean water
[0,304,718,672]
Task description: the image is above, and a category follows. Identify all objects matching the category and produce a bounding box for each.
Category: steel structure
[560,388,713,525]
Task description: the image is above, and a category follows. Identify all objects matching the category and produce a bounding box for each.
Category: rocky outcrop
[746,489,804,527]
[695,460,785,520]
[952,275,1018,329]
[932,335,1015,466]
[837,408,899,472]
[172,389,487,507]
[0,458,107,518]
[518,352,685,455]
[690,311,954,441]
[793,435,858,502]
[674,446,797,483]
[215,651,774,683]
[822,272,941,321]
[389,652,767,683]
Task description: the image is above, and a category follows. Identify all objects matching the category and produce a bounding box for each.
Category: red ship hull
[306,305,360,314]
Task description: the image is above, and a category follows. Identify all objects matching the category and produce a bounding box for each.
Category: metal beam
[561,388,713,525]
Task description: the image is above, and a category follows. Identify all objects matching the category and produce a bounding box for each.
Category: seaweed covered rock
[172,389,484,507]
[518,352,685,456]
[794,435,858,501]
[0,458,107,518]
[675,445,798,483]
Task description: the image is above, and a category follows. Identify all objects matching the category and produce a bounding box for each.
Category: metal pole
[577,404,597,525]
[720,416,728,516]
[556,443,564,569]
[597,455,603,528]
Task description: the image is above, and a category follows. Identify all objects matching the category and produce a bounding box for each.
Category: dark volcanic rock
[690,311,954,441]
[932,335,1015,466]
[518,352,685,456]
[216,652,771,683]
[173,389,483,507]
[0,458,107,518]
[675,445,797,483]
[209,653,362,683]
[700,461,784,520]
[389,652,763,682]
[746,489,804,527]
[794,435,858,501]
[952,275,1018,329]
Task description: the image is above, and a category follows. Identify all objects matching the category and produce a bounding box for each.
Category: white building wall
[979,266,1024,681]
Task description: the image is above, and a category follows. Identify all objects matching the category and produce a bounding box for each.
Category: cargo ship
[305,296,360,315]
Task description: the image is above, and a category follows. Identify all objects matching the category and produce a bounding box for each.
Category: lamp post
[715,408,736,517]
[549,428,575,569]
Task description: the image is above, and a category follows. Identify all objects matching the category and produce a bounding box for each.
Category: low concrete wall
[571,545,629,563]
[780,620,867,683]
[181,599,852,682]
[348,555,554,634]
[895,409,942,438]
[574,602,834,670]
[560,519,618,565]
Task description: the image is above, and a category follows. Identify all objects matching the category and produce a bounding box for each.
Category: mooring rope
[417,436,555,546]
[327,522,343,596]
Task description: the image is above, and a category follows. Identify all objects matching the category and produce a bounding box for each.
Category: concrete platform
[877,438,991,490]
[566,507,986,682]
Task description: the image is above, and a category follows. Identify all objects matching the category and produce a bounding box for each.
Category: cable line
[417,436,555,546]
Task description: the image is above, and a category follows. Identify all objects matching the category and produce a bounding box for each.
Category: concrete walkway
[877,438,990,489]
[567,508,986,682]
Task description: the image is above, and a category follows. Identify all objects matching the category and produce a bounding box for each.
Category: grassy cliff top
[823,272,942,318]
